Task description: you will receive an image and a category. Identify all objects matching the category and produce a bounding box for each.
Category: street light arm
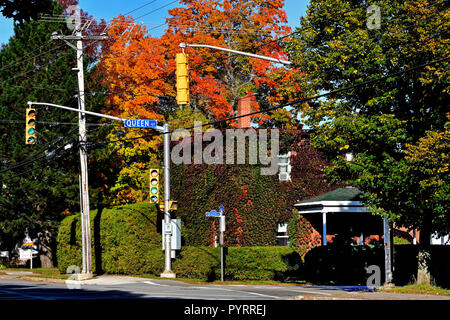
[180,43,293,66]
[27,101,165,132]
[28,102,125,122]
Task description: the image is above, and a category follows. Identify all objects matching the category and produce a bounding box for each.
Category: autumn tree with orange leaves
[97,0,307,204]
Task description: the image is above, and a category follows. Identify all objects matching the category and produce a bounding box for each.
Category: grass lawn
[2,267,70,280]
[380,283,450,296]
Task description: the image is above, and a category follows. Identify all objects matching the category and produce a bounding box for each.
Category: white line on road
[0,288,56,300]
[143,280,170,287]
[142,281,281,299]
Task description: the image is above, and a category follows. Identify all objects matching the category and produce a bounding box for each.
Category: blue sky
[0,0,309,45]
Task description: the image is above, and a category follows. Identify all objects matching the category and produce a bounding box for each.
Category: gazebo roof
[294,187,367,214]
[299,187,362,204]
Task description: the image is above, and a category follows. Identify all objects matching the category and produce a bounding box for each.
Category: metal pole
[180,43,293,66]
[220,230,224,282]
[27,102,125,122]
[383,218,393,284]
[161,123,175,278]
[219,213,225,282]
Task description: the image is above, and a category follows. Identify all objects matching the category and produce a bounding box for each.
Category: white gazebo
[294,187,393,283]
[294,187,386,246]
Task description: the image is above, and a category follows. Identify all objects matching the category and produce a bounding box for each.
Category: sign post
[206,205,226,281]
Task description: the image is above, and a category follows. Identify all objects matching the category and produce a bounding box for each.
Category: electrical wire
[0,126,79,174]
[0,42,68,74]
[259,0,448,49]
[0,119,115,127]
[86,55,450,145]
[124,0,162,16]
[0,140,79,185]
[134,0,178,21]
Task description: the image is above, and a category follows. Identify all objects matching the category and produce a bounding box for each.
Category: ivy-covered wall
[171,129,338,249]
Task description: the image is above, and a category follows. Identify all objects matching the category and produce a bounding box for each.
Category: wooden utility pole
[51,16,108,277]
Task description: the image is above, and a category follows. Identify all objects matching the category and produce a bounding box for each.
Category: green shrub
[57,202,163,275]
[226,247,301,281]
[57,203,303,281]
[173,246,302,281]
[173,247,221,281]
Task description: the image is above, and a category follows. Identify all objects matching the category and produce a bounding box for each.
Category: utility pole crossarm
[51,34,109,41]
[179,43,293,66]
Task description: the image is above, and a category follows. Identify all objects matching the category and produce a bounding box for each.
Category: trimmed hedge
[302,244,384,285]
[302,244,450,288]
[56,202,164,275]
[173,246,302,281]
[57,203,302,281]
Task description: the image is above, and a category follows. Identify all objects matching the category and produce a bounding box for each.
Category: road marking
[142,281,280,299]
[292,289,332,296]
[143,280,170,287]
[203,286,281,299]
[216,285,334,297]
[0,288,56,300]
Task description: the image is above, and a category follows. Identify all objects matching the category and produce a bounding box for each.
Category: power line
[0,140,79,185]
[0,126,79,174]
[124,0,162,16]
[89,55,450,145]
[0,42,68,73]
[269,0,447,48]
[0,119,114,127]
[134,0,178,21]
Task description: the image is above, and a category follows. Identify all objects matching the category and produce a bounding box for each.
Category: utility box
[162,219,181,251]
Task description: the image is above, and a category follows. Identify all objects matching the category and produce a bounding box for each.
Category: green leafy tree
[0,0,53,24]
[286,0,449,284]
[0,1,110,267]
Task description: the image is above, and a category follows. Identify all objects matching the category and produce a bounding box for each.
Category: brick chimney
[237,93,254,128]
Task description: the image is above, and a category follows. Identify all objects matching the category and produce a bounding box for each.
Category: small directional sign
[219,205,225,212]
[206,210,221,217]
[124,119,157,128]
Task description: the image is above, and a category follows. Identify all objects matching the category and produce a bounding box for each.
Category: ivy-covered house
[170,127,338,248]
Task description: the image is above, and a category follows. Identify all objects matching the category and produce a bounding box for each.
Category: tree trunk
[417,218,432,285]
[38,230,55,268]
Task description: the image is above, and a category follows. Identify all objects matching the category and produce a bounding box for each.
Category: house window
[278,152,291,181]
[277,223,289,246]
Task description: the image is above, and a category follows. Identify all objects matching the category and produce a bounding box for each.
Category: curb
[0,273,67,285]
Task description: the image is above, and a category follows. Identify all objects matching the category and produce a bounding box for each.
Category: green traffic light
[28,128,35,135]
[151,187,158,194]
[150,196,158,203]
[27,137,36,144]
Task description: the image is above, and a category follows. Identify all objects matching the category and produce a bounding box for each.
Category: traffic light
[176,52,189,105]
[159,200,178,212]
[150,168,160,203]
[25,108,36,144]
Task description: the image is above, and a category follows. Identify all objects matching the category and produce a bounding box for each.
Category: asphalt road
[1,276,449,319]
[0,276,449,301]
[0,278,356,300]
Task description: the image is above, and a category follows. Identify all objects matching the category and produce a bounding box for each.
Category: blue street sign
[219,205,225,212]
[206,210,221,217]
[124,119,157,128]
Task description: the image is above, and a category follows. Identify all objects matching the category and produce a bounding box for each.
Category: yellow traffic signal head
[176,53,189,105]
[25,108,36,145]
[158,200,178,212]
[150,168,160,203]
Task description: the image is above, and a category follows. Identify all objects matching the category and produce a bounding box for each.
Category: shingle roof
[299,187,362,203]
